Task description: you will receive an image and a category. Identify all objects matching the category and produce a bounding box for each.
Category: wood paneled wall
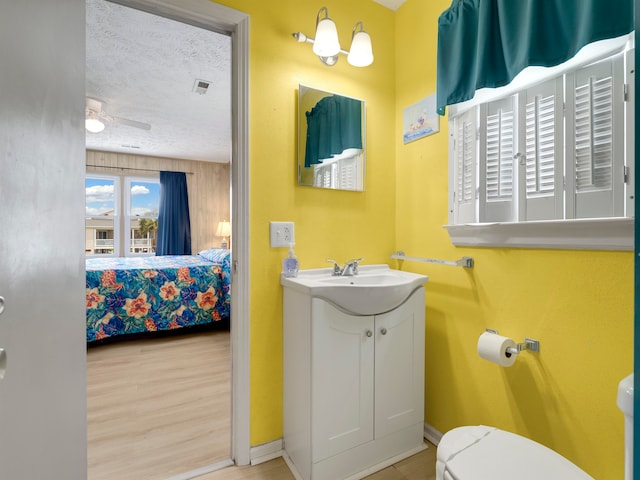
[86,150,230,254]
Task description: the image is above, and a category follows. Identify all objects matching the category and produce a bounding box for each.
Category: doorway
[85,0,250,476]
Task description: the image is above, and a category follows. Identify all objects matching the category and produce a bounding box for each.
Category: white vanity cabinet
[283,284,426,480]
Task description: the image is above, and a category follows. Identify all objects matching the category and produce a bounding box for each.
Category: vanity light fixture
[292,7,374,67]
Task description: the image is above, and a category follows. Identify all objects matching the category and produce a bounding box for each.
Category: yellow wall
[213,1,632,477]
[213,0,397,445]
[394,1,633,479]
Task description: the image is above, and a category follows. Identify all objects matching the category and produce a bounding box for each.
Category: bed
[85,248,231,343]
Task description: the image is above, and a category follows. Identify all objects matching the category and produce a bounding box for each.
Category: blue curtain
[436,0,633,115]
[156,171,191,256]
[304,95,363,167]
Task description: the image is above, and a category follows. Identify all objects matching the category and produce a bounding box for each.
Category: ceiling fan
[85,97,151,133]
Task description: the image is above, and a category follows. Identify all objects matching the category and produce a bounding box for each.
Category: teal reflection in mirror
[298,85,365,191]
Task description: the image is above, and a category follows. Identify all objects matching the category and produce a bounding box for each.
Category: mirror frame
[297,84,366,191]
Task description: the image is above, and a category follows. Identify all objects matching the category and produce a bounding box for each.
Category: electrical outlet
[270,221,295,247]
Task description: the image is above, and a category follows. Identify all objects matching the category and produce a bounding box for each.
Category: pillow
[198,248,229,265]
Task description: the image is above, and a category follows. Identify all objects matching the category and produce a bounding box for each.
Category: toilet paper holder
[486,329,540,356]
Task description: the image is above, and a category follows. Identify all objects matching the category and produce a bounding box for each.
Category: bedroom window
[85,174,160,257]
[124,177,160,255]
[85,175,119,256]
[446,43,634,250]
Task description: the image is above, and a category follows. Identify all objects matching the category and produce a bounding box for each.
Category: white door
[0,1,87,479]
[311,299,374,462]
[374,288,425,439]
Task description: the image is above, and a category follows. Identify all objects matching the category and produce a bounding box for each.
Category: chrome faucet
[326,258,364,276]
[326,259,342,276]
[341,258,363,276]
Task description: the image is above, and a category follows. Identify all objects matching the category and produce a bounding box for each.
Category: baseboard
[250,438,284,465]
[424,422,443,446]
[282,451,304,480]
[343,443,427,480]
[250,426,442,469]
[165,459,234,480]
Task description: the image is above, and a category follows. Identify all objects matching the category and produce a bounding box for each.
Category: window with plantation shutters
[575,77,613,192]
[521,77,563,220]
[446,43,634,250]
[339,156,357,190]
[525,95,554,197]
[480,96,516,222]
[486,110,514,200]
[312,153,363,191]
[566,54,625,219]
[624,48,635,219]
[450,106,477,224]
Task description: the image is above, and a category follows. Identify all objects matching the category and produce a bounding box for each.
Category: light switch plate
[270,221,295,247]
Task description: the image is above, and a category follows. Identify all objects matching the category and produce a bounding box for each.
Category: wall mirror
[298,85,365,191]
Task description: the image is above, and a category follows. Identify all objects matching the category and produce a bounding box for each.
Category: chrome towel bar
[391,250,474,268]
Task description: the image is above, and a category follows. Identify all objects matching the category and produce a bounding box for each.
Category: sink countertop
[281,264,428,315]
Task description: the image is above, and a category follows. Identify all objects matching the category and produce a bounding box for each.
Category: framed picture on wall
[403,93,439,144]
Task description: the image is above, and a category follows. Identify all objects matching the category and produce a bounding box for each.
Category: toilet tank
[617,373,634,480]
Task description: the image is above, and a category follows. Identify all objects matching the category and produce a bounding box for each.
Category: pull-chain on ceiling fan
[85,97,151,133]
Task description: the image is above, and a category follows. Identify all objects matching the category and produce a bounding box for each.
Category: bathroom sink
[281,264,428,315]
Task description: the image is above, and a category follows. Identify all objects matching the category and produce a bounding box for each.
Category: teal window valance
[436,0,633,115]
[305,95,363,168]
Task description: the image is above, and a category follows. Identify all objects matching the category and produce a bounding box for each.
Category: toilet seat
[436,426,594,480]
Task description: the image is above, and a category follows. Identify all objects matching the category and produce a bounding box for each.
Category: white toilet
[617,373,634,480]
[436,373,634,480]
[435,425,594,479]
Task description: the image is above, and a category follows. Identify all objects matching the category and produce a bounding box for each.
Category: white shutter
[521,77,563,220]
[480,96,517,222]
[624,49,634,218]
[311,151,363,191]
[339,157,357,190]
[450,107,477,224]
[575,77,612,191]
[313,163,335,189]
[323,167,331,188]
[565,54,624,219]
[330,163,338,189]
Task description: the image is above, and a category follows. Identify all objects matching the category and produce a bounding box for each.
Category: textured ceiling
[373,0,407,10]
[85,0,404,163]
[85,0,231,163]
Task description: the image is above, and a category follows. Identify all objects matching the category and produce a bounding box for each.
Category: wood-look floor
[87,330,437,480]
[193,442,437,480]
[87,330,231,480]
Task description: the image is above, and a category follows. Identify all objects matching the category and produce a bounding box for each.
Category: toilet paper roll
[477,332,517,367]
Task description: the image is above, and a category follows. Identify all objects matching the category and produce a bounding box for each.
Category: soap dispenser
[282,243,299,278]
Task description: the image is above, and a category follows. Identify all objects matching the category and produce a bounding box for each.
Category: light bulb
[85,117,105,133]
[313,9,340,57]
[347,22,373,67]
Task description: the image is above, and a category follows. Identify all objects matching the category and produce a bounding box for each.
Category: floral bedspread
[85,250,231,342]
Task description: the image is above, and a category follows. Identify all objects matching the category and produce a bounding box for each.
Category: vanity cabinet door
[374,288,425,439]
[311,299,375,462]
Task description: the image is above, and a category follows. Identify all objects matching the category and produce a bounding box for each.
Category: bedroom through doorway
[85,1,235,478]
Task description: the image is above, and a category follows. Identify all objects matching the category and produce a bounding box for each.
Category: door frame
[103,0,251,466]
